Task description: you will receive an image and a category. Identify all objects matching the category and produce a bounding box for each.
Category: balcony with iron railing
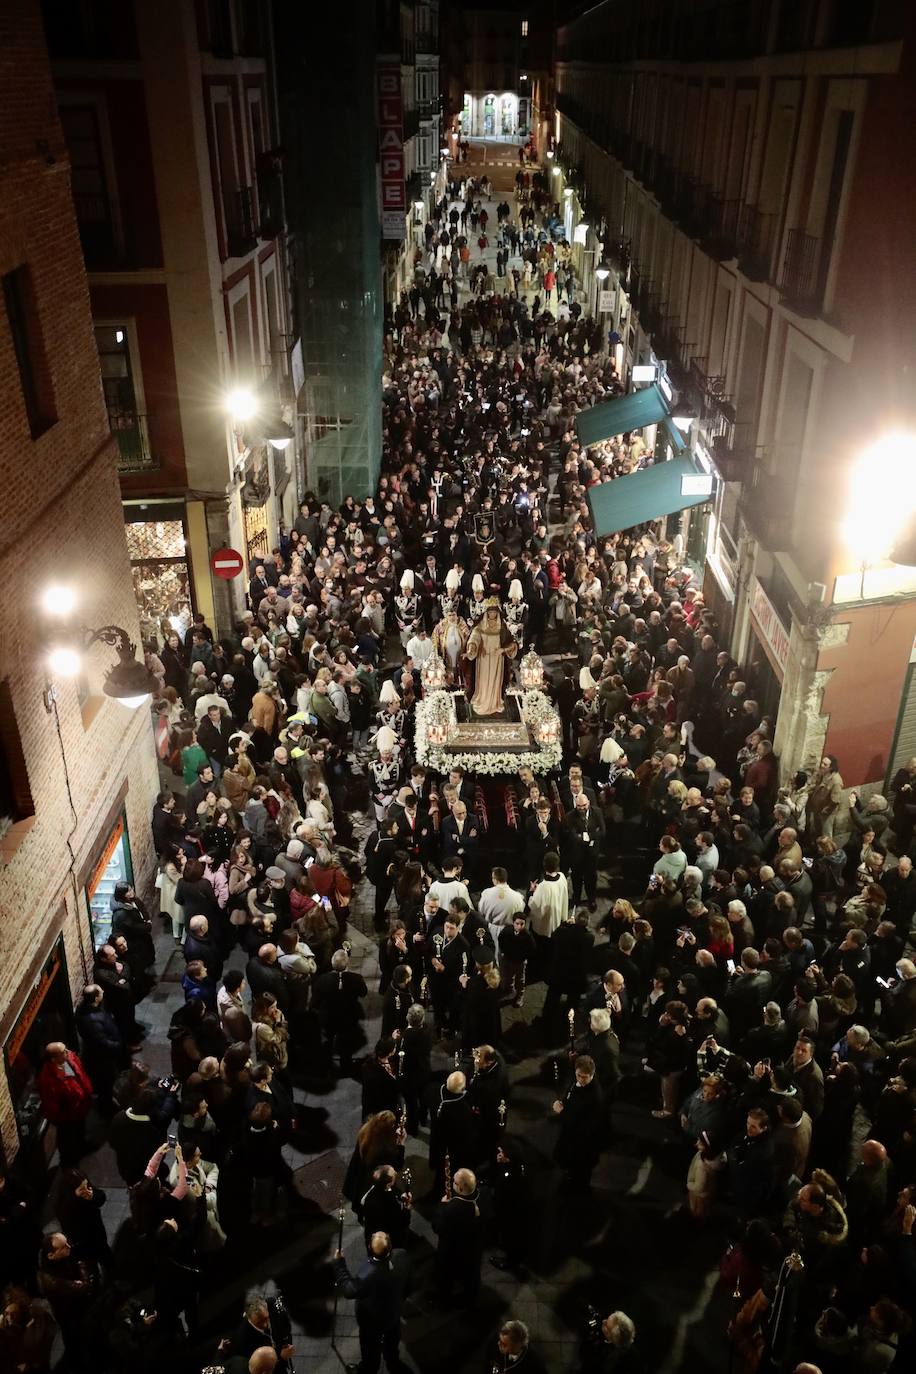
[403,107,420,142]
[780,229,822,314]
[73,193,134,270]
[256,152,284,239]
[703,194,740,260]
[108,408,158,474]
[740,458,795,551]
[223,186,257,258]
[736,204,776,283]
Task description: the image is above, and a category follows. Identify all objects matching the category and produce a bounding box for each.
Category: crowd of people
[3,165,916,1374]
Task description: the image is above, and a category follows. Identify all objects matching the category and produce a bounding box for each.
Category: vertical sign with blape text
[377,63,406,240]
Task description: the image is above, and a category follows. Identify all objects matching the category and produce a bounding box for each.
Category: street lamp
[842,432,916,572]
[43,593,160,710]
[595,262,611,282]
[225,387,256,423]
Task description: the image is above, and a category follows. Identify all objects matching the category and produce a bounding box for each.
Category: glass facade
[276,10,382,505]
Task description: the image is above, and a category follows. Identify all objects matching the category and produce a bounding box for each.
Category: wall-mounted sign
[750,577,791,677]
[377,63,406,241]
[632,364,658,383]
[681,472,714,497]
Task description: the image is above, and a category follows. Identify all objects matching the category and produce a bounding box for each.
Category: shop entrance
[86,814,133,947]
[3,938,75,1172]
[747,627,783,725]
[123,502,194,645]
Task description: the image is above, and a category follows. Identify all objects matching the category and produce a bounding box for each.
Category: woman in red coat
[37,1043,94,1165]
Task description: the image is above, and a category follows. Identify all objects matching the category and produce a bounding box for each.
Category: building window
[521,19,529,36]
[0,680,35,848]
[1,266,56,439]
[58,103,118,267]
[123,507,193,645]
[94,325,155,473]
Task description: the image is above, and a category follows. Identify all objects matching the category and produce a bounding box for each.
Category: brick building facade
[0,0,159,1165]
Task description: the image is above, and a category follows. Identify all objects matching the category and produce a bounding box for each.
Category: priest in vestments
[465,601,518,716]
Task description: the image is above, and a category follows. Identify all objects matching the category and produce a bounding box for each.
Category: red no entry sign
[210,547,244,579]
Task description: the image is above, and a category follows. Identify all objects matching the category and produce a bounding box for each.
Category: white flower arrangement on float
[414,688,562,775]
[416,689,455,748]
[520,689,562,748]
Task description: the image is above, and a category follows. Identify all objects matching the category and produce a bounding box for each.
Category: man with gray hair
[487,1319,546,1373]
[585,1007,621,1095]
[581,1310,638,1370]
[274,838,305,889]
[310,945,368,1074]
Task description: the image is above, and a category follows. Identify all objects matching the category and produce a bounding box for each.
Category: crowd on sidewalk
[4,165,916,1374]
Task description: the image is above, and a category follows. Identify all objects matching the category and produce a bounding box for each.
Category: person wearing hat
[571,667,601,760]
[369,726,401,824]
[377,681,406,745]
[394,570,421,649]
[503,578,527,648]
[468,573,488,625]
[439,565,464,620]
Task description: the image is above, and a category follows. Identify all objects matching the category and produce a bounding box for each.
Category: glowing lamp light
[427,722,449,745]
[595,263,611,282]
[842,432,916,567]
[546,150,555,159]
[519,650,545,689]
[537,716,560,746]
[552,167,560,177]
[421,653,448,692]
[42,584,77,617]
[564,186,573,197]
[226,387,257,423]
[48,646,82,678]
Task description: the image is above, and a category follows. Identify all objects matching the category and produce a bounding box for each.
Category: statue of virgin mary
[465,599,518,716]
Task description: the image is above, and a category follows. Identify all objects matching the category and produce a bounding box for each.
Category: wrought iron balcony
[223,186,257,258]
[109,408,158,474]
[257,152,284,239]
[72,192,132,269]
[704,195,740,260]
[780,229,821,313]
[736,204,775,282]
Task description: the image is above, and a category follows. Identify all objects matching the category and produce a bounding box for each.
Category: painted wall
[819,599,916,785]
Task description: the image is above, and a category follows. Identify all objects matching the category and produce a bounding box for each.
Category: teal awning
[575,383,668,449]
[587,457,713,538]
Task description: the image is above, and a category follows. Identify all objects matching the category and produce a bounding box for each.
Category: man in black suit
[196,703,235,773]
[564,793,606,911]
[440,800,480,875]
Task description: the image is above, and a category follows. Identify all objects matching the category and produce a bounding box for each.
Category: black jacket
[554,1078,607,1172]
[548,921,594,992]
[334,1249,409,1328]
[246,954,290,1013]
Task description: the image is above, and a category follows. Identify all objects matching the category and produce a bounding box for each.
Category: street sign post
[210,547,244,580]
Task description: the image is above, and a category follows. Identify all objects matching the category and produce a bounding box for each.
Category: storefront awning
[575,383,670,449]
[587,457,713,538]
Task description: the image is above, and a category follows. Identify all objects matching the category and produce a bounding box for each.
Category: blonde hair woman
[251,992,289,1075]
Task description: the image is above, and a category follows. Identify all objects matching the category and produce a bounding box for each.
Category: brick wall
[0,0,159,1163]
